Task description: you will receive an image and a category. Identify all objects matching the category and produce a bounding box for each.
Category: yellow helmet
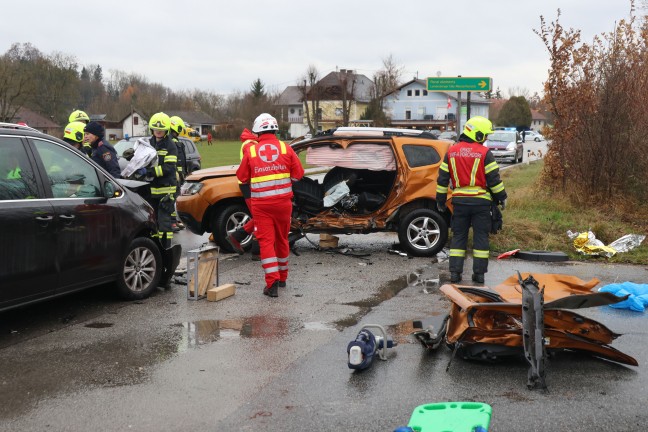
[149,112,171,132]
[169,116,185,134]
[462,116,494,143]
[69,110,90,123]
[64,121,86,143]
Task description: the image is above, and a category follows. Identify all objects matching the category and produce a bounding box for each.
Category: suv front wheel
[397,208,448,257]
[213,203,253,253]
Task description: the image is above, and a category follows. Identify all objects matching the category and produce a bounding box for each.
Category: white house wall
[122,113,149,138]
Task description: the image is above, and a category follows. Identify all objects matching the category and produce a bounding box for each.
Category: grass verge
[493,161,648,265]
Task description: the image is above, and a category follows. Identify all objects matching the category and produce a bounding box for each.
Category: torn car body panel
[434,273,637,376]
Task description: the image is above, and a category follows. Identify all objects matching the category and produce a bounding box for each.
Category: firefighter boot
[278,281,286,288]
[472,273,485,284]
[263,281,279,298]
[450,272,462,283]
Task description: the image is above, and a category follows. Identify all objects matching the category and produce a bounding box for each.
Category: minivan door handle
[35,215,54,226]
[59,214,75,224]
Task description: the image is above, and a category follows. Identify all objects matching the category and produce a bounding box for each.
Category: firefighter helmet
[64,121,86,143]
[252,113,278,134]
[462,116,494,143]
[149,112,171,132]
[170,116,185,134]
[69,110,90,123]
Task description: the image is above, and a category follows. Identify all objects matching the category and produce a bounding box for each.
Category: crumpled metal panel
[438,273,638,376]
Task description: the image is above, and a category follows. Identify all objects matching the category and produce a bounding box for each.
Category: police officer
[69,109,93,157]
[84,121,121,178]
[436,116,507,284]
[236,113,304,298]
[146,112,178,248]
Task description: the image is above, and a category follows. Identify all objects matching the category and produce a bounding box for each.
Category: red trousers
[250,198,292,288]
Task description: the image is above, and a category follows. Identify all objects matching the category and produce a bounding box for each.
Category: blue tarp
[599,282,648,312]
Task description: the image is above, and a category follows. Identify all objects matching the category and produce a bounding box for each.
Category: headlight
[506,142,516,151]
[181,182,204,196]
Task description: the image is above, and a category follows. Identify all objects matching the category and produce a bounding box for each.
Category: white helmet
[252,113,279,133]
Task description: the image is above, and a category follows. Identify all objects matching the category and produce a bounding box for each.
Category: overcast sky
[2,1,635,98]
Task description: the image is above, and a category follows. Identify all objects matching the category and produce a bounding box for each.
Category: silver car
[485,130,523,163]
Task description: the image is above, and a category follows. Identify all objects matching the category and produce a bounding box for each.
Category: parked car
[485,130,524,163]
[177,127,452,257]
[438,131,457,142]
[523,130,545,142]
[115,135,202,174]
[0,122,180,312]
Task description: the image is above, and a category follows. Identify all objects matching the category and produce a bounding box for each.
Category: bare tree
[0,43,39,122]
[298,65,321,134]
[363,55,404,126]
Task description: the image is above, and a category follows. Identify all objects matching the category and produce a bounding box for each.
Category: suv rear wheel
[116,237,162,299]
[213,203,253,253]
[398,208,448,257]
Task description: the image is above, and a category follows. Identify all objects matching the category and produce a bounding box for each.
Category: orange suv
[176,127,451,256]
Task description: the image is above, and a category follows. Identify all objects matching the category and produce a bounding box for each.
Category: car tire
[397,208,448,257]
[213,203,253,253]
[116,237,162,300]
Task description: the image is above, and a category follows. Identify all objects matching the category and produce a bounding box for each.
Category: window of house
[317,108,323,121]
[133,116,139,125]
[299,109,303,116]
[405,110,411,120]
[423,90,428,96]
[415,90,420,96]
[407,90,412,96]
[335,108,343,116]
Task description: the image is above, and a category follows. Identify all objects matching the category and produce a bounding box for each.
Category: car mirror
[103,181,122,199]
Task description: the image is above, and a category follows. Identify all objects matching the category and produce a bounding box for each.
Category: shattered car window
[306,142,396,171]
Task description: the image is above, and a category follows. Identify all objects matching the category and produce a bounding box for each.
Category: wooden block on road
[207,284,236,302]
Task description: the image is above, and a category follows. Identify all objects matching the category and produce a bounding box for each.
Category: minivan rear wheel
[116,237,162,299]
[398,208,448,257]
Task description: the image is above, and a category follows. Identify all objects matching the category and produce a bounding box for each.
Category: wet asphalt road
[1,227,647,432]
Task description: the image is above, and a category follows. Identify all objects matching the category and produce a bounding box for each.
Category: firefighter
[169,115,188,231]
[69,109,93,156]
[435,116,507,284]
[236,113,304,298]
[62,121,87,155]
[84,121,121,178]
[226,127,259,255]
[146,112,178,248]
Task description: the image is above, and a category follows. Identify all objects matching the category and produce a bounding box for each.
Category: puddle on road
[172,317,337,351]
[333,266,449,330]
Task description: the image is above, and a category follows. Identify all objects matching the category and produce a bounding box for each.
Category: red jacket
[236,133,304,201]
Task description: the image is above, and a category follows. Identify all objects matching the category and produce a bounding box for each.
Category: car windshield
[114,140,134,156]
[488,132,516,142]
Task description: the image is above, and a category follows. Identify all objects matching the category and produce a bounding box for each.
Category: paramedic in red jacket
[236,113,304,298]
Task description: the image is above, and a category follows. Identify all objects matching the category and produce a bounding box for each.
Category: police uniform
[91,140,121,178]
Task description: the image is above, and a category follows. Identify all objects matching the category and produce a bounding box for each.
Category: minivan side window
[0,137,41,200]
[32,139,102,198]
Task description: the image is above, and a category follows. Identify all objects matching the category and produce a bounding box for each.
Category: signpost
[426,76,493,133]
[427,77,492,92]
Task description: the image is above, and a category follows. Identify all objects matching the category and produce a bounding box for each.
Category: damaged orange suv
[176,127,452,256]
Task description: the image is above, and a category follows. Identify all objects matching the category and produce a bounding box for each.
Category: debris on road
[598,281,648,312]
[412,272,638,389]
[567,230,645,257]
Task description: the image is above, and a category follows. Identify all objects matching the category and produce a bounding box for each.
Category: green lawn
[491,161,648,264]
[195,139,310,168]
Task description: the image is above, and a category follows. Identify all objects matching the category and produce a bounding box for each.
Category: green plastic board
[407,402,492,432]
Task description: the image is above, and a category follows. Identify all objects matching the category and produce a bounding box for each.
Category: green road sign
[427,77,492,92]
